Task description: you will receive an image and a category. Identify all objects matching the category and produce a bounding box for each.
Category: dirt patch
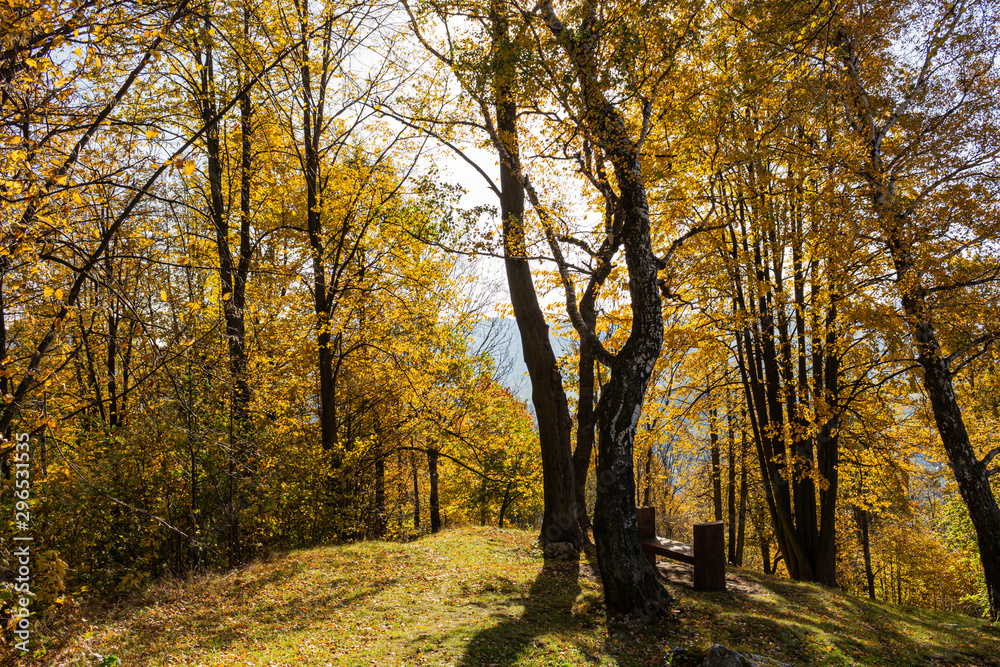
[655,561,768,595]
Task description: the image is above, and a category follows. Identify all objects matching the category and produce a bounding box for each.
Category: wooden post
[694,521,726,591]
[637,506,656,566]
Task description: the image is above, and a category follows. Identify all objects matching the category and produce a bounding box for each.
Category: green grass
[26,527,1000,666]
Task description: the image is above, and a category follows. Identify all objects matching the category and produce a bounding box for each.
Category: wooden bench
[637,506,726,592]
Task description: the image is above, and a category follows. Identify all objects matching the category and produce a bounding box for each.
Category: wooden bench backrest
[636,506,726,592]
[637,505,656,540]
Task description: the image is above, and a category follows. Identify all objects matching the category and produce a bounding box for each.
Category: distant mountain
[468,317,573,406]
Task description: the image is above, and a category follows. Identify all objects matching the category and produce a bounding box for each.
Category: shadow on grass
[457,555,596,666]
[689,570,1000,666]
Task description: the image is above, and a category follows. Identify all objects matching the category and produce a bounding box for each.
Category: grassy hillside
[30,527,1000,666]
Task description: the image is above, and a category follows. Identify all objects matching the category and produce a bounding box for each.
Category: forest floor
[25,526,1000,666]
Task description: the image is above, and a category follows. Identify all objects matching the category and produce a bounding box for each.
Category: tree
[488,0,583,548]
[399,0,585,548]
[829,0,1000,620]
[163,0,266,565]
[518,0,690,615]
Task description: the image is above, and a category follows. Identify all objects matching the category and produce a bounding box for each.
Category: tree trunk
[196,20,255,564]
[427,446,440,533]
[232,16,254,427]
[814,313,840,586]
[498,483,513,529]
[854,506,875,600]
[901,290,1000,621]
[374,440,385,537]
[642,445,653,508]
[573,296,598,536]
[710,407,722,522]
[736,424,748,566]
[412,453,420,529]
[293,0,338,456]
[594,340,672,616]
[727,407,737,565]
[397,449,405,530]
[119,321,134,427]
[105,309,120,428]
[587,110,671,616]
[572,185,619,539]
[491,3,580,548]
[536,0,671,615]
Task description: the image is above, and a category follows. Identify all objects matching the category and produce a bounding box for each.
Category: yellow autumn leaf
[222,292,232,301]
[160,290,168,301]
[184,160,196,176]
[145,128,159,140]
[72,191,83,205]
[43,286,54,298]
